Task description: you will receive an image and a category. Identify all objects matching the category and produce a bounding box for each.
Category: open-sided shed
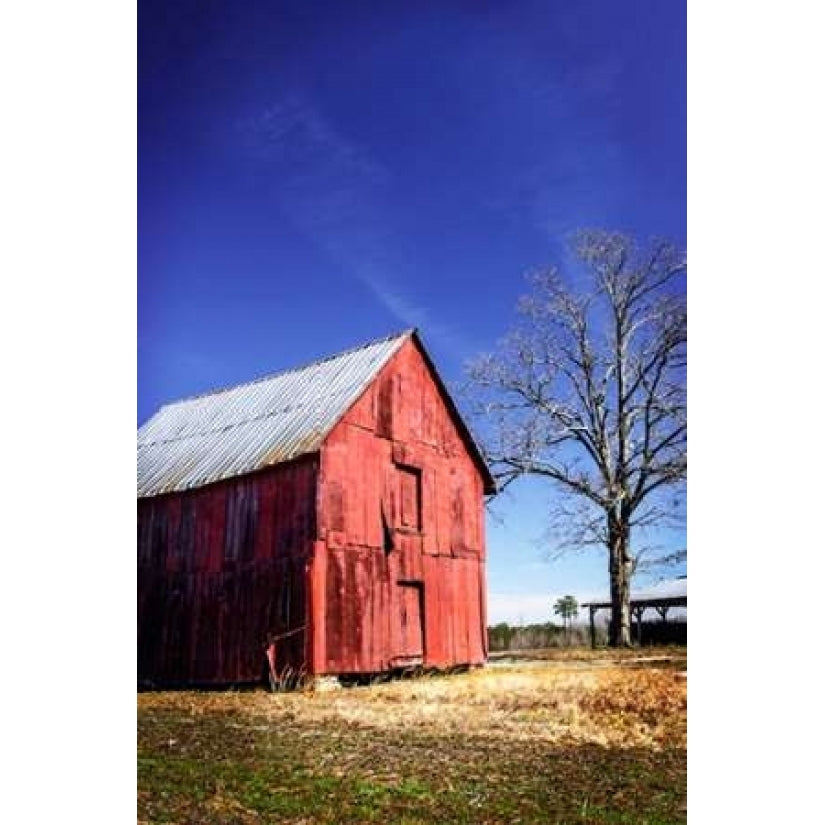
[582,577,687,647]
[137,330,495,686]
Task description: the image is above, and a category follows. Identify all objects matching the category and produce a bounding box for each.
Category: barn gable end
[314,336,489,675]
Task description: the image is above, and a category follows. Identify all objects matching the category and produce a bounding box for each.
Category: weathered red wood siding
[137,457,317,685]
[314,338,488,674]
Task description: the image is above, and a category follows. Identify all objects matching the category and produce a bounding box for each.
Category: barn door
[394,582,424,666]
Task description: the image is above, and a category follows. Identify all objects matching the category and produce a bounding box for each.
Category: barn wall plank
[137,456,318,686]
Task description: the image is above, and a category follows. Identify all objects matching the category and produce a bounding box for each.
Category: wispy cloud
[236,95,470,357]
[468,42,629,243]
[239,96,388,191]
[355,268,473,354]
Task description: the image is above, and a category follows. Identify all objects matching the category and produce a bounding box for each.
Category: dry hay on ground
[138,649,687,824]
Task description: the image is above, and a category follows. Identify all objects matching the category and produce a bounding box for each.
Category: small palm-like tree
[553,595,579,644]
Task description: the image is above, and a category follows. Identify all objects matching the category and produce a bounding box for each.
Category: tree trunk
[608,520,633,647]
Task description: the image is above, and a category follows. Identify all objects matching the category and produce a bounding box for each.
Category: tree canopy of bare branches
[468,229,686,646]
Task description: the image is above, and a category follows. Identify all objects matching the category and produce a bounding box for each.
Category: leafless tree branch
[465,229,686,646]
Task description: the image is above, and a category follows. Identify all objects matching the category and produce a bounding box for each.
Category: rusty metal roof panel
[138,331,411,498]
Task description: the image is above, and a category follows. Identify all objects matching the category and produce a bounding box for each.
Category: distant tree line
[488,617,686,651]
[487,621,591,650]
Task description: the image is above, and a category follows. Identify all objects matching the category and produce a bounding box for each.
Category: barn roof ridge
[156,328,416,409]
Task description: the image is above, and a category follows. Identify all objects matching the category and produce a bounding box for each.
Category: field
[138,648,686,824]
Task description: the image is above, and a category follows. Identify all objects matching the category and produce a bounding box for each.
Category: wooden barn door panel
[394,583,424,666]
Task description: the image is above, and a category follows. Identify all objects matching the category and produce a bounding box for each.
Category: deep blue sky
[139,0,686,622]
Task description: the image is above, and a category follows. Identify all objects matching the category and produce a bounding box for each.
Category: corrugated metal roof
[630,576,687,602]
[138,331,411,498]
[581,576,687,608]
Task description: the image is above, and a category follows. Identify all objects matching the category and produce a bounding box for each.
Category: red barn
[137,330,495,686]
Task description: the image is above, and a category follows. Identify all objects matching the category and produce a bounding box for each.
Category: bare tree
[468,230,686,646]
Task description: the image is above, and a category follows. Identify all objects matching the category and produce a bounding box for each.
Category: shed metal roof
[628,576,687,603]
[581,576,687,609]
[138,331,410,498]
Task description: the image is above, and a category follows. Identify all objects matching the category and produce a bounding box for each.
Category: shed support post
[632,606,646,645]
[589,606,597,649]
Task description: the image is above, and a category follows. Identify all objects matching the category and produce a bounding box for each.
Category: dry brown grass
[138,648,687,823]
[141,651,686,749]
